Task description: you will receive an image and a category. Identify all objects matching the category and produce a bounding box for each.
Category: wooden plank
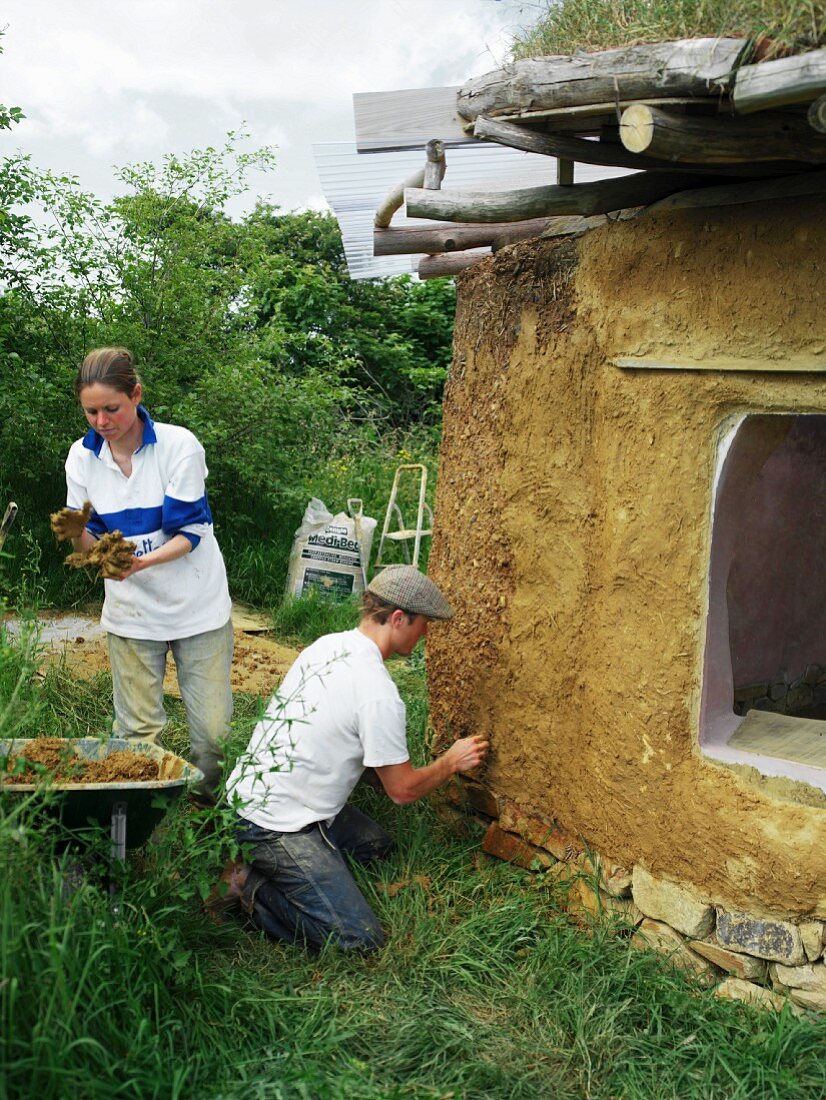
[473,114,794,176]
[646,166,826,213]
[457,39,747,122]
[733,49,826,114]
[620,103,826,162]
[728,709,826,768]
[405,171,723,223]
[613,354,826,373]
[354,85,472,152]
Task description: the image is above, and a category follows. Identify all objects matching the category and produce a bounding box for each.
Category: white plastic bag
[285,498,377,600]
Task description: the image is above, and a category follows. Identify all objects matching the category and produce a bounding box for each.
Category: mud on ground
[30,609,296,698]
[3,737,161,785]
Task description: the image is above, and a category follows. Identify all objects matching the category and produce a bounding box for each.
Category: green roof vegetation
[511,0,825,59]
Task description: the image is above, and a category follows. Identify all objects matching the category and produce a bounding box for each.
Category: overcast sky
[1,0,537,216]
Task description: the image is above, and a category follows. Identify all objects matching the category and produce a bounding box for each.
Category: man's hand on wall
[444,735,489,773]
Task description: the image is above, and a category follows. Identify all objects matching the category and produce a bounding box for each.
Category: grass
[1,616,826,1099]
[510,0,825,58]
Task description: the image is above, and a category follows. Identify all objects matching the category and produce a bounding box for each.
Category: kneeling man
[225,565,488,951]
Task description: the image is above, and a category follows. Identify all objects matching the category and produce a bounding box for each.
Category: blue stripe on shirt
[90,505,164,538]
[162,494,213,533]
[86,509,107,538]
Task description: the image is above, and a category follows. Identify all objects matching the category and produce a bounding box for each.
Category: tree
[245,205,455,426]
[0,131,455,604]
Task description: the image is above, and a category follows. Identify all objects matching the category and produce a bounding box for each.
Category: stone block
[603,866,633,898]
[578,854,633,897]
[769,680,787,702]
[567,877,601,920]
[481,823,556,871]
[631,919,719,982]
[633,915,721,985]
[714,978,790,1013]
[689,939,767,981]
[771,962,826,992]
[786,685,814,711]
[789,988,826,1012]
[544,860,579,890]
[800,921,825,962]
[716,909,806,965]
[451,778,500,818]
[599,891,644,926]
[632,866,714,938]
[498,799,583,861]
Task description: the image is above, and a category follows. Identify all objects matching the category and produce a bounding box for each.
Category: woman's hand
[111,555,146,581]
[113,534,194,580]
[50,501,92,541]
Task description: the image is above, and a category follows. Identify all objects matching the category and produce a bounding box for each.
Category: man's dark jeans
[236,804,393,951]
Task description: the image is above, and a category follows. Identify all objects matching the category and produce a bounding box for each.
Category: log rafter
[619,103,826,163]
[457,39,748,121]
[473,114,810,176]
[405,172,730,224]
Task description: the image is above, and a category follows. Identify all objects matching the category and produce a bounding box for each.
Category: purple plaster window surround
[700,413,826,794]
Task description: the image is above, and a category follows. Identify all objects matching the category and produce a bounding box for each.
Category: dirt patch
[3,737,160,785]
[33,616,296,697]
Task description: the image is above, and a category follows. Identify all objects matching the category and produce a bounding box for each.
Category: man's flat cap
[367,565,454,621]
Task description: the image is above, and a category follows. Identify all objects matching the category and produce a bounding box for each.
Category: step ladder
[374,465,433,571]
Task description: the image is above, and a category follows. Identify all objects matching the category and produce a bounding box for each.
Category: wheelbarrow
[0,737,203,866]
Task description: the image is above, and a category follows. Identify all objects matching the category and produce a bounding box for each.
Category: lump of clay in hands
[50,500,93,541]
[66,530,137,579]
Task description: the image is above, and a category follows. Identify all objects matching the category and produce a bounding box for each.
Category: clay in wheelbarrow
[0,737,204,849]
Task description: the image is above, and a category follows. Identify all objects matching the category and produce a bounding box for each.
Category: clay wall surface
[428,196,826,919]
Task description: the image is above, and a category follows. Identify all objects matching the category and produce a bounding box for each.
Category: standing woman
[62,347,233,799]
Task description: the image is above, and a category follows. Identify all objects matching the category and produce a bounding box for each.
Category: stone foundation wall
[734,664,826,718]
[444,778,826,1014]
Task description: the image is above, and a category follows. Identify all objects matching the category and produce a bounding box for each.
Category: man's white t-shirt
[227,629,410,831]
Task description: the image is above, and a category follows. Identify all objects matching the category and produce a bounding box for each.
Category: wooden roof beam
[810,94,826,134]
[619,103,826,163]
[645,166,826,214]
[405,171,730,223]
[473,114,798,176]
[733,49,826,114]
[374,215,604,256]
[417,249,490,279]
[457,38,747,122]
